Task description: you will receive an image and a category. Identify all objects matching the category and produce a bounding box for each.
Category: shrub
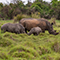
[13,14,30,23]
[31,12,40,19]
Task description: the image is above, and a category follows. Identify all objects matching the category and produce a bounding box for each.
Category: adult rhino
[19,18,59,35]
[1,23,25,34]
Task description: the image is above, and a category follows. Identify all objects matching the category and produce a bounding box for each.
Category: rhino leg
[16,31,20,34]
[33,33,39,36]
[35,33,39,36]
[42,31,45,33]
[1,29,6,33]
[25,28,28,33]
[54,30,56,32]
[4,29,6,33]
[33,33,36,35]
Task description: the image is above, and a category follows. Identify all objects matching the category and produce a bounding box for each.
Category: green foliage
[31,1,51,18]
[13,14,30,23]
[31,12,40,19]
[0,3,3,7]
[31,2,43,14]
[17,1,25,9]
[50,0,60,19]
[13,14,23,23]
[51,0,58,7]
[0,0,60,19]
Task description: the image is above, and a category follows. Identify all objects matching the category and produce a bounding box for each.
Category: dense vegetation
[0,0,60,20]
[0,19,60,60]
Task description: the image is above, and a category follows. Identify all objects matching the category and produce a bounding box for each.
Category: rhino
[19,18,59,35]
[1,23,25,34]
[27,27,42,35]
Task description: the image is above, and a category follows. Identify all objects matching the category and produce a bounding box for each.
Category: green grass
[0,20,60,60]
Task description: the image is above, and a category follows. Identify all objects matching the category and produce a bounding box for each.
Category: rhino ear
[51,23,53,25]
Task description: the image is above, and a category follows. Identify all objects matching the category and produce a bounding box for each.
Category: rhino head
[48,23,59,35]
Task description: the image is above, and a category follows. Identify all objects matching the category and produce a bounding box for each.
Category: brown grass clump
[38,46,51,55]
[52,42,60,53]
[0,51,8,59]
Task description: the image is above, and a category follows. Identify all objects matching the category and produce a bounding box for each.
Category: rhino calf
[27,27,42,35]
[1,23,25,34]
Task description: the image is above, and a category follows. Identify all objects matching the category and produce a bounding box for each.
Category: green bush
[13,14,30,23]
[31,12,40,19]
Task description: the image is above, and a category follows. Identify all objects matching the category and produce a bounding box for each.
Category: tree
[11,0,22,4]
[50,0,60,19]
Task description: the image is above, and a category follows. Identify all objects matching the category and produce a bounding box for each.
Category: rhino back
[23,20,47,31]
[23,20,40,30]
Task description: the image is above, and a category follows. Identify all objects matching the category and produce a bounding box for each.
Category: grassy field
[0,20,60,60]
